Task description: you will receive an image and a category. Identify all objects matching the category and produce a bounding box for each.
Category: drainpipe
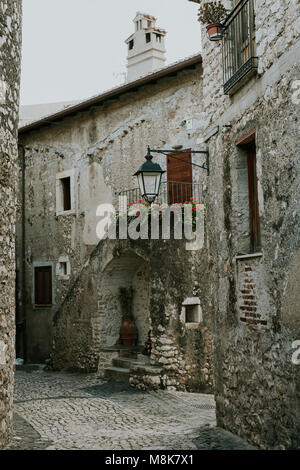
[17,144,27,363]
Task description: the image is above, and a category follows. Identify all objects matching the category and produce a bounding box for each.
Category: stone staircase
[103,347,150,383]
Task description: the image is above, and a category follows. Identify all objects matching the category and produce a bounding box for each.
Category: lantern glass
[138,171,162,203]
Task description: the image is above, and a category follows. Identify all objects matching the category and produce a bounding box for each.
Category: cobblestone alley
[8,370,256,450]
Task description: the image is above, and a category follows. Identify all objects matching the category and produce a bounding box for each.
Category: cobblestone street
[8,370,256,450]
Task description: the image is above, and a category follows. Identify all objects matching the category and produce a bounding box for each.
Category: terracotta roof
[146,27,167,34]
[138,12,157,21]
[19,53,202,135]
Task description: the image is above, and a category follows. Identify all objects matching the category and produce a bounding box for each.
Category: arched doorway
[98,251,150,349]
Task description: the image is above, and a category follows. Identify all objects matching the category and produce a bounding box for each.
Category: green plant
[198,1,227,24]
[114,199,205,235]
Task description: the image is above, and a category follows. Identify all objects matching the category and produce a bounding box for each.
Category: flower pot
[120,316,138,347]
[206,23,223,41]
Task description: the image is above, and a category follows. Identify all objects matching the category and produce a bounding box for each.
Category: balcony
[222,0,258,95]
[119,181,201,205]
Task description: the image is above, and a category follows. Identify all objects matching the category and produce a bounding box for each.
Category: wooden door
[34,266,52,307]
[167,151,192,205]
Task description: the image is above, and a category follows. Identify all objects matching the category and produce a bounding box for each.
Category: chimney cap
[134,12,157,22]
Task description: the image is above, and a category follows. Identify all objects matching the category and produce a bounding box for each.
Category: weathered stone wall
[18,57,216,390]
[0,0,22,449]
[52,237,214,393]
[18,64,207,363]
[192,0,300,449]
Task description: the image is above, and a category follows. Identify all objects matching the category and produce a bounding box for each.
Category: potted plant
[198,1,227,41]
[119,288,138,347]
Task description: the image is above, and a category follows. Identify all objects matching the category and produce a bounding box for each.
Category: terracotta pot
[206,23,223,41]
[120,316,138,347]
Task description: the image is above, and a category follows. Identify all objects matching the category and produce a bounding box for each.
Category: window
[147,20,152,28]
[181,298,202,326]
[145,33,151,43]
[237,131,261,253]
[59,262,67,276]
[56,256,71,278]
[222,0,257,94]
[56,169,75,215]
[156,34,162,43]
[185,305,200,323]
[136,21,139,31]
[61,177,71,211]
[129,39,134,50]
[34,266,52,307]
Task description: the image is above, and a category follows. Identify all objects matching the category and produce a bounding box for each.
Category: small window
[56,257,71,278]
[185,305,200,323]
[139,20,142,29]
[59,262,67,276]
[129,39,134,50]
[136,21,139,31]
[34,266,52,307]
[181,298,202,326]
[147,20,152,28]
[145,33,151,43]
[156,34,162,43]
[61,177,71,211]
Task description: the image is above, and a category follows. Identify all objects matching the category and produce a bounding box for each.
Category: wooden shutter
[247,142,261,252]
[167,151,192,204]
[237,131,261,253]
[35,266,52,307]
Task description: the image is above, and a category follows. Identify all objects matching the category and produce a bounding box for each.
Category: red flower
[184,201,189,204]
[137,211,141,217]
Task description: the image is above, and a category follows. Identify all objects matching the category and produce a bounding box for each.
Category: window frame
[56,256,71,280]
[56,169,76,216]
[236,130,261,254]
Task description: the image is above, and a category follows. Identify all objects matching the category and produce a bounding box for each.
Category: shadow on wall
[282,247,300,338]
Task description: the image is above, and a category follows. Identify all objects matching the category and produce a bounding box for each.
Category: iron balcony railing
[119,181,201,206]
[222,0,258,94]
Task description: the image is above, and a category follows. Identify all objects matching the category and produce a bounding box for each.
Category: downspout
[17,144,27,363]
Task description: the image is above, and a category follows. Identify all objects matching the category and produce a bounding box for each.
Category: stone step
[104,366,130,382]
[119,349,138,359]
[112,357,139,369]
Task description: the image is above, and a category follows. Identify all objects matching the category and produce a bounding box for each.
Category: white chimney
[125,12,167,82]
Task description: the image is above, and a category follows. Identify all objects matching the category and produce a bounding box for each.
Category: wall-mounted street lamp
[134,146,209,204]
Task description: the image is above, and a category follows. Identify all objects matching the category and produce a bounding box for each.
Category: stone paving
[8,370,256,450]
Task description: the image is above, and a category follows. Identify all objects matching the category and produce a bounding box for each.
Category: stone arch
[98,249,150,348]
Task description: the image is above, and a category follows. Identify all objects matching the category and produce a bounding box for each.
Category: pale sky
[20,0,201,105]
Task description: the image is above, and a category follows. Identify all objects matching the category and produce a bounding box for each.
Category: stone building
[189,0,300,450]
[17,15,214,393]
[0,0,22,449]
[16,1,300,449]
